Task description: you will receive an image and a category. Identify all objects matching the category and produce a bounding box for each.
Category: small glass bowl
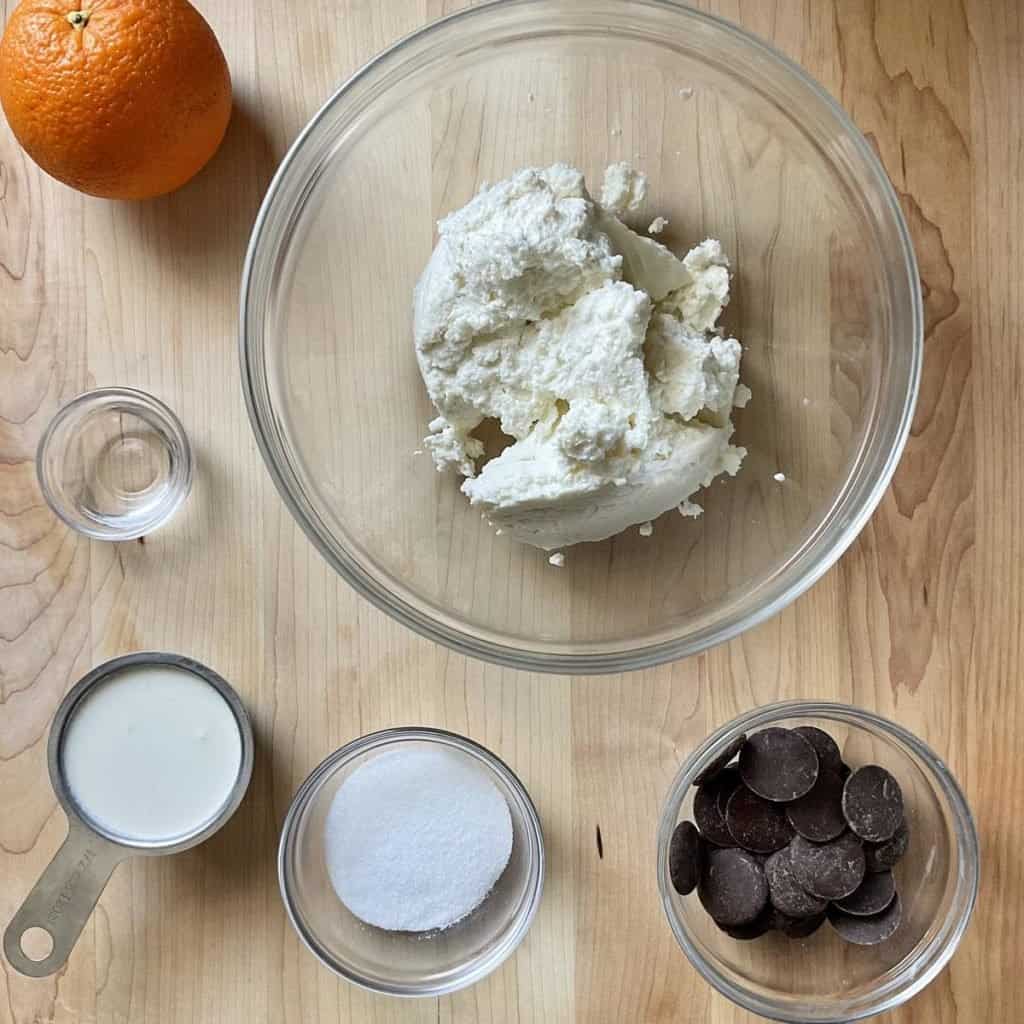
[657,702,978,1022]
[37,387,193,541]
[278,728,544,996]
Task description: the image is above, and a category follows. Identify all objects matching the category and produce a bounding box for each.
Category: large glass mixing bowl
[240,0,922,673]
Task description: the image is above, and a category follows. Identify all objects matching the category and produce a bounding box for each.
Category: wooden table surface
[1,0,1020,1020]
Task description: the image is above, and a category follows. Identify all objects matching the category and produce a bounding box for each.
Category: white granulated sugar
[773,472,786,482]
[549,552,566,567]
[324,747,512,932]
[648,216,669,235]
[638,521,653,537]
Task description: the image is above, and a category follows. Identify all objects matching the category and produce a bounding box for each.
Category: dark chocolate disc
[827,893,902,945]
[698,847,768,927]
[725,785,795,854]
[718,905,774,940]
[789,832,866,900]
[786,769,847,842]
[739,728,819,802]
[694,734,747,787]
[833,870,896,916]
[772,908,827,939]
[793,726,844,776]
[715,765,743,815]
[843,765,904,842]
[694,768,742,847]
[669,821,703,895]
[865,821,910,872]
[764,846,828,917]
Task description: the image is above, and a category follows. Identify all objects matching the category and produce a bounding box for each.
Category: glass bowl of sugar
[277,728,544,995]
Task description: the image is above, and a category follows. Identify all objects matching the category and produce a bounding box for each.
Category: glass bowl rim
[276,726,546,996]
[36,385,194,542]
[239,0,924,674]
[656,700,980,1022]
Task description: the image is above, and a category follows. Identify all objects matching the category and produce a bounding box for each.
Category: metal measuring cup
[4,653,254,977]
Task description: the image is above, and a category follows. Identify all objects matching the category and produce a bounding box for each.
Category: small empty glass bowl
[37,387,193,541]
[278,728,544,996]
[657,702,978,1022]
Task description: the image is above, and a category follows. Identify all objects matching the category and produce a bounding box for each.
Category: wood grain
[0,0,1017,1021]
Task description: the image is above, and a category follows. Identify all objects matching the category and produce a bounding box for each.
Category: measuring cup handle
[4,821,124,977]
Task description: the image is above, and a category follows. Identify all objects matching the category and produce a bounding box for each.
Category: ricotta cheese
[600,161,648,217]
[413,163,747,550]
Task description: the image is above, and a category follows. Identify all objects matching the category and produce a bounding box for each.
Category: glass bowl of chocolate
[657,701,978,1022]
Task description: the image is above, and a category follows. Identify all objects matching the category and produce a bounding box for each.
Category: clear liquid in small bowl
[37,388,193,541]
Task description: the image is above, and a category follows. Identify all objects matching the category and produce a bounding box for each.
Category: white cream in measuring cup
[4,653,253,977]
[62,664,243,841]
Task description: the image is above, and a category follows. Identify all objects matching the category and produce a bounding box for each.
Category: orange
[0,0,232,199]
